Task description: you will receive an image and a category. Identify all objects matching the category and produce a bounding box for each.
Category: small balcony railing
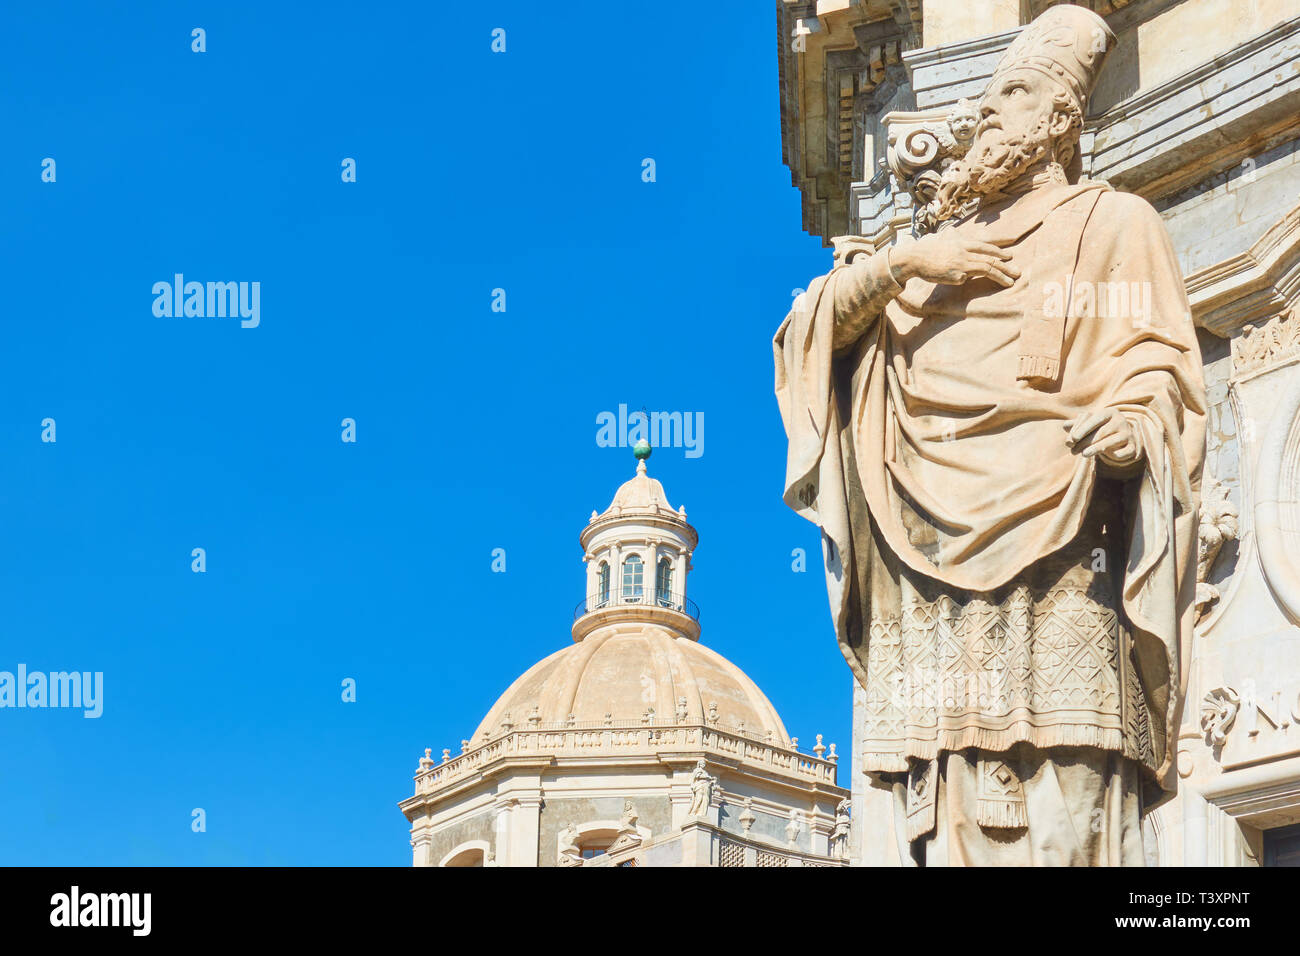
[574,590,699,622]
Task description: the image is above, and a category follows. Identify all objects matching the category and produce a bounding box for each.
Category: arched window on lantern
[596,561,610,607]
[622,554,644,601]
[656,557,673,606]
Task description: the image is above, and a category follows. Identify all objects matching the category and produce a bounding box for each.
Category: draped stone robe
[774,180,1206,864]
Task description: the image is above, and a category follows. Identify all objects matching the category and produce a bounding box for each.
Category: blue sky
[0,1,844,865]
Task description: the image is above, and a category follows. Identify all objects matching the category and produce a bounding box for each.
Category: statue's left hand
[1065,409,1143,468]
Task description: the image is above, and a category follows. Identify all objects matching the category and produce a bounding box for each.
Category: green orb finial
[633,439,652,461]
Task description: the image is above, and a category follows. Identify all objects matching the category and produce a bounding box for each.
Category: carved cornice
[1200,753,1300,829]
[790,9,1300,246]
[886,0,922,40]
[408,719,844,808]
[777,1,917,244]
[902,26,1018,110]
[1091,17,1300,201]
[1188,200,1300,339]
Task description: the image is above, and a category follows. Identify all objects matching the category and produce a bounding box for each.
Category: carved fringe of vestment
[976,756,1027,829]
[906,759,937,842]
[903,753,1031,841]
[863,580,1155,781]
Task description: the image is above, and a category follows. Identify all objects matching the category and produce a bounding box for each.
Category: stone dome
[472,622,791,746]
[603,458,683,517]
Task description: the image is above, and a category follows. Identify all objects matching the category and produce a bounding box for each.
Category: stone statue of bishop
[774,3,1205,865]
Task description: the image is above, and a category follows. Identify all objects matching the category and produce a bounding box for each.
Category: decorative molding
[1201,753,1300,829]
[1190,201,1300,339]
[902,26,1018,110]
[1090,17,1300,201]
[1200,687,1241,747]
[887,0,922,40]
[1233,311,1300,377]
[1022,0,1138,18]
[408,719,843,804]
[1254,373,1300,626]
[777,0,918,244]
[803,15,1300,246]
[570,599,700,643]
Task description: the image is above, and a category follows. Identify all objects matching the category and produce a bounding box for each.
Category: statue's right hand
[889,234,1020,288]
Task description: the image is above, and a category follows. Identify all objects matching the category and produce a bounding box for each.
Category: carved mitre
[991,3,1116,116]
[882,5,1117,235]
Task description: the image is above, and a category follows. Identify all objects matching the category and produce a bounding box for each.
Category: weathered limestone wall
[922,0,1019,47]
[1128,0,1295,93]
[1159,140,1300,276]
[416,807,495,867]
[538,793,673,866]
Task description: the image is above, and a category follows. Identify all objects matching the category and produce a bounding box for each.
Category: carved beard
[930,114,1053,221]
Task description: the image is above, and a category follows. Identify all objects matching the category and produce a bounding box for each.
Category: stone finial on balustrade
[791,737,799,752]
[441,748,451,763]
[500,712,513,734]
[736,719,746,737]
[707,701,719,725]
[528,706,541,727]
[566,713,577,728]
[828,742,838,763]
[641,707,655,725]
[604,712,613,726]
[676,696,688,722]
[461,739,469,753]
[740,796,756,834]
[814,734,826,757]
[418,748,434,773]
[765,729,774,744]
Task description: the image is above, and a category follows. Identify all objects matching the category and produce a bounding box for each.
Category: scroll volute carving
[1199,687,1239,748]
[883,99,979,235]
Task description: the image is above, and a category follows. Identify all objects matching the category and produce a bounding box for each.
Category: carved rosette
[1199,687,1240,747]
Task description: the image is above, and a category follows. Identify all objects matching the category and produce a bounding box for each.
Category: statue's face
[978,68,1057,143]
[958,67,1071,195]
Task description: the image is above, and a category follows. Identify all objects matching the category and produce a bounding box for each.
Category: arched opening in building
[655,557,673,606]
[596,561,610,607]
[576,827,618,860]
[622,554,643,601]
